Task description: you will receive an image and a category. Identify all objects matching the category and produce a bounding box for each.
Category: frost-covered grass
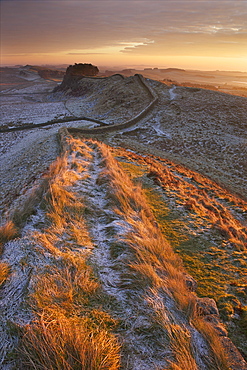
[0,79,73,128]
[0,220,18,248]
[1,101,72,126]
[112,147,247,360]
[96,141,232,369]
[18,140,120,369]
[65,75,151,124]
[0,131,245,368]
[1,80,55,95]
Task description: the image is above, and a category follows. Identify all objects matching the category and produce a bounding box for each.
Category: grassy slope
[113,148,247,360]
[0,133,246,369]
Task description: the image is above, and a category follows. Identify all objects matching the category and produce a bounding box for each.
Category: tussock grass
[145,161,247,251]
[39,153,93,251]
[0,220,18,247]
[192,317,230,370]
[18,137,120,369]
[45,156,67,178]
[0,262,10,287]
[98,141,193,313]
[0,220,18,262]
[147,291,197,370]
[20,313,120,370]
[97,141,234,369]
[32,258,99,314]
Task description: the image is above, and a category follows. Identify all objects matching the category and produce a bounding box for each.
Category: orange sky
[1,1,247,71]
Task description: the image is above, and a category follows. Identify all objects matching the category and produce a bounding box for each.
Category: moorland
[0,65,246,369]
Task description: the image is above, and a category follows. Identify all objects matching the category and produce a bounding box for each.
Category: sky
[1,0,247,71]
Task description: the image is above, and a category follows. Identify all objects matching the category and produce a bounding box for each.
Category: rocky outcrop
[54,63,99,94]
[66,63,99,77]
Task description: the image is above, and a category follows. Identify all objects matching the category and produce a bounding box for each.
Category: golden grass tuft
[45,156,67,179]
[166,325,197,370]
[0,220,18,246]
[47,182,75,214]
[148,292,197,370]
[31,257,99,314]
[192,317,230,370]
[33,231,61,256]
[0,262,10,286]
[20,313,120,370]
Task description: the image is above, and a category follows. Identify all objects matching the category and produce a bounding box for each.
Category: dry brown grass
[0,261,10,286]
[38,152,93,252]
[144,161,247,251]
[148,291,197,370]
[111,147,247,251]
[192,317,230,370]
[20,313,120,370]
[97,140,234,369]
[98,141,193,313]
[45,155,68,179]
[0,220,18,259]
[0,220,18,247]
[18,137,120,369]
[32,256,99,314]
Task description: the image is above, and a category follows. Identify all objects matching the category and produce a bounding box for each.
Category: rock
[202,315,228,336]
[53,63,99,94]
[196,297,219,316]
[221,337,247,370]
[184,273,198,292]
[66,63,99,77]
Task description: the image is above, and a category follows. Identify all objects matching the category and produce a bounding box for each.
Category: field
[0,66,246,369]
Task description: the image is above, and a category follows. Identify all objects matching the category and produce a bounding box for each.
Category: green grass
[143,185,247,359]
[115,152,247,360]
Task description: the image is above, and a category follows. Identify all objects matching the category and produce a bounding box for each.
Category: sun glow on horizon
[2,53,247,73]
[1,0,246,72]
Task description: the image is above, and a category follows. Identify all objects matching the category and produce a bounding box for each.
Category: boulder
[196,297,219,316]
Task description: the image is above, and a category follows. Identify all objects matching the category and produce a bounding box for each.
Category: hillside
[103,68,247,97]
[0,67,246,369]
[1,67,246,199]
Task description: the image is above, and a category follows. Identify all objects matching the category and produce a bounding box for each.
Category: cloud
[1,1,246,59]
[67,53,107,55]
